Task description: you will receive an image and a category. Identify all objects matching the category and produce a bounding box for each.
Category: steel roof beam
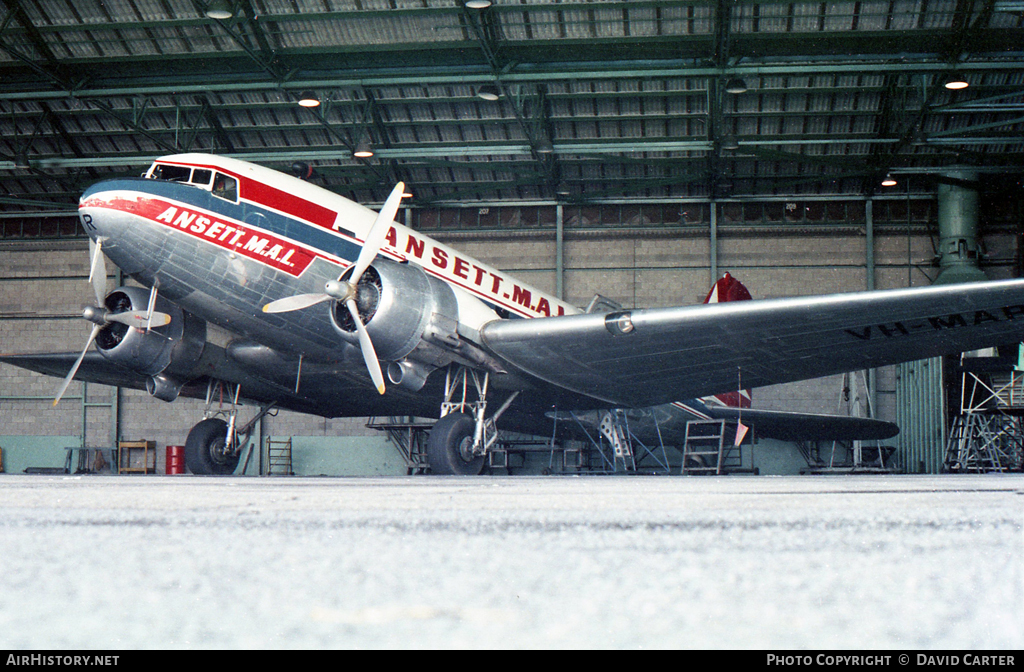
[3,56,1022,102]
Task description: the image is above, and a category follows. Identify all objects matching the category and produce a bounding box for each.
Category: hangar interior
[1,0,1024,475]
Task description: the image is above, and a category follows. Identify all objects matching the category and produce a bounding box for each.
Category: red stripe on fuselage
[155,159,337,233]
[81,194,326,278]
[141,157,575,319]
[242,179,337,230]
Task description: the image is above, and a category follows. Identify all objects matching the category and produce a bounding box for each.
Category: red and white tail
[703,272,752,409]
[704,271,752,305]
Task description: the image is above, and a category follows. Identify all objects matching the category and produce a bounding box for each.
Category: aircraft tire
[427,412,485,475]
[184,418,239,476]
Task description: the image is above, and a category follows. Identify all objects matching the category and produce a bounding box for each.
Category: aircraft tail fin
[704,272,752,409]
[704,271,752,305]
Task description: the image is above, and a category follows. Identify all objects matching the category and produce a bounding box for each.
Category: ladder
[681,420,734,475]
[265,437,294,476]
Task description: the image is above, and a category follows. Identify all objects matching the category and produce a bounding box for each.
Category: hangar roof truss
[0,0,1022,214]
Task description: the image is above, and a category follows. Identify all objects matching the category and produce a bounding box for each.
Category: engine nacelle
[330,259,460,389]
[95,286,207,400]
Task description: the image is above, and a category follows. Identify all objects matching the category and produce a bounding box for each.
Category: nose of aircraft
[78,178,126,242]
[77,178,157,278]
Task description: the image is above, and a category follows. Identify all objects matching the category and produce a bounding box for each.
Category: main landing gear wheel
[427,412,485,475]
[184,418,239,475]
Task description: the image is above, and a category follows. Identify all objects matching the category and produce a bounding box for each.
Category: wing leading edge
[480,278,1024,408]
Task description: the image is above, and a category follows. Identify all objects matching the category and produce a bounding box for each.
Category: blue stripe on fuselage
[86,178,363,266]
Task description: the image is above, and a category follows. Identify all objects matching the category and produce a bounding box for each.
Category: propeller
[53,241,172,406]
[262,182,406,395]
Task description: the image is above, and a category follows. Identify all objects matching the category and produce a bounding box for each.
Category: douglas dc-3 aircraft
[6,153,1024,474]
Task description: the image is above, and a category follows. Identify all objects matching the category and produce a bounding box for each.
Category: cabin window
[212,173,238,202]
[191,169,213,187]
[149,164,191,182]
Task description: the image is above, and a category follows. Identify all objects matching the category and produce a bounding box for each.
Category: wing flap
[481,279,1024,408]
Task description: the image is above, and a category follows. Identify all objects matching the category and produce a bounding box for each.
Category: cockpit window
[191,169,213,187]
[149,164,191,182]
[212,173,238,202]
[147,164,237,200]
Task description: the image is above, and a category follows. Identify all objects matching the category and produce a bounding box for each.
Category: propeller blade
[87,239,107,307]
[145,285,158,330]
[348,182,405,286]
[346,298,385,395]
[106,310,172,329]
[261,293,333,314]
[53,324,101,406]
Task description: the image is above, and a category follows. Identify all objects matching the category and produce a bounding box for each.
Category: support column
[710,201,718,285]
[865,199,875,291]
[933,169,987,285]
[555,204,564,300]
[865,199,876,413]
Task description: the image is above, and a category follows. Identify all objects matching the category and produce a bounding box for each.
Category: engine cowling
[95,286,207,401]
[330,258,460,389]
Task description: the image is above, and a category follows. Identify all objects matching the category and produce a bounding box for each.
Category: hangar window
[212,173,238,202]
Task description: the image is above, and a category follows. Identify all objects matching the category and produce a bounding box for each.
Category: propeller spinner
[261,181,406,395]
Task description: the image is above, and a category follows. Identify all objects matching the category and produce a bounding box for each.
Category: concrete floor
[0,473,1021,649]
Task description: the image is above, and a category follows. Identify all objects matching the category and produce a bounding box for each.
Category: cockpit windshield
[147,164,227,197]
[148,164,191,182]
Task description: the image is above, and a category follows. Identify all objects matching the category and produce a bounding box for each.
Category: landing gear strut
[183,380,276,475]
[426,367,518,475]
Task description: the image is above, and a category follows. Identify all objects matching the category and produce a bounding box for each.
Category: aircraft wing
[703,407,899,442]
[0,344,440,420]
[0,352,152,391]
[480,278,1024,408]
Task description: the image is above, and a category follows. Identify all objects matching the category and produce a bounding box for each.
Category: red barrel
[165,445,185,475]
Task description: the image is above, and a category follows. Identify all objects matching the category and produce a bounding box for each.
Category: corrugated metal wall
[895,357,947,473]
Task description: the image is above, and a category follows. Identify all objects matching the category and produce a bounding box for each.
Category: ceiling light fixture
[464,1,493,8]
[297,90,321,108]
[721,135,740,150]
[881,174,897,187]
[724,77,748,94]
[476,84,501,101]
[353,137,374,159]
[205,0,234,20]
[944,73,969,90]
[535,138,554,154]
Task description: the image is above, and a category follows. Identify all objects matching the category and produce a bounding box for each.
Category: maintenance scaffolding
[944,353,1024,473]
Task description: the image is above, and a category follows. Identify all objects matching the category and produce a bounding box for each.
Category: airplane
[5,152,1024,475]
